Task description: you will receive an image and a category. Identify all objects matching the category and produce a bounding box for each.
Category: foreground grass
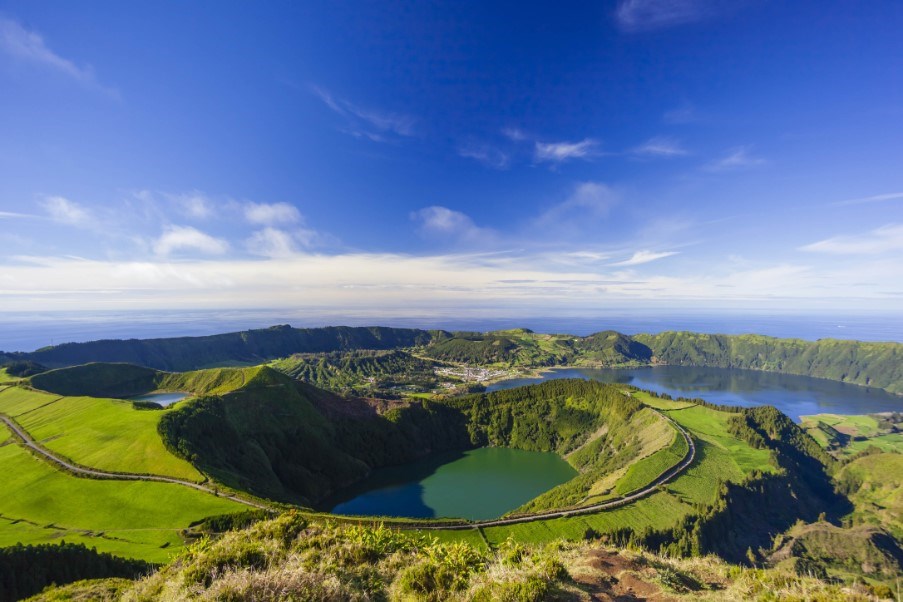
[0,424,245,563]
[27,513,892,602]
[0,386,202,481]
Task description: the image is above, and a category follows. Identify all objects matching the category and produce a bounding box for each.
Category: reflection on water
[487,366,901,421]
[324,447,577,520]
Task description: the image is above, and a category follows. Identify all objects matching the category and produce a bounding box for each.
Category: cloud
[610,250,679,266]
[632,137,689,157]
[153,225,229,256]
[246,228,299,258]
[663,102,696,124]
[244,202,302,226]
[41,196,90,225]
[502,127,528,141]
[833,192,903,206]
[0,17,117,96]
[801,224,903,255]
[411,206,493,242]
[536,182,619,226]
[0,210,37,219]
[312,85,415,140]
[534,139,598,163]
[705,146,765,171]
[615,0,726,32]
[171,191,214,219]
[457,142,510,169]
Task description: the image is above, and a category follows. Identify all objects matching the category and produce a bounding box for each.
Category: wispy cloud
[153,225,229,256]
[0,17,117,97]
[632,137,689,157]
[610,250,679,266]
[663,102,696,124]
[534,138,598,163]
[170,191,215,219]
[0,210,37,219]
[501,127,528,141]
[705,146,765,171]
[41,196,90,225]
[246,227,299,258]
[244,202,302,226]
[536,182,619,228]
[615,0,726,33]
[832,192,903,206]
[457,142,510,169]
[411,206,494,243]
[801,224,903,255]
[312,85,415,141]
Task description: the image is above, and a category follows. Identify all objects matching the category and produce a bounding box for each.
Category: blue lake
[487,366,902,421]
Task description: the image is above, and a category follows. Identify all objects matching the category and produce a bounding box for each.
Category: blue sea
[1,309,901,352]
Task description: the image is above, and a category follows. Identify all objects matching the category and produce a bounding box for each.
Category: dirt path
[0,413,273,511]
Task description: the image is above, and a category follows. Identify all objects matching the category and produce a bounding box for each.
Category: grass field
[801,413,903,456]
[0,424,247,562]
[0,386,202,481]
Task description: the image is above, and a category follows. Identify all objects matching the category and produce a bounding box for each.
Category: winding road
[1,406,695,531]
[0,413,273,511]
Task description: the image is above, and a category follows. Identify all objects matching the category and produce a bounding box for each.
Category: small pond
[128,392,189,407]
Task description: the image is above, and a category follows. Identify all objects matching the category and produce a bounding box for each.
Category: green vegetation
[0,386,202,481]
[836,452,903,540]
[0,423,248,563]
[635,331,903,394]
[801,413,903,457]
[11,325,437,371]
[30,363,159,398]
[28,512,893,602]
[270,349,441,396]
[6,324,900,395]
[0,542,151,602]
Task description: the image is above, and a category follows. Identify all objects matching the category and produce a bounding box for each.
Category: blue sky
[0,0,901,316]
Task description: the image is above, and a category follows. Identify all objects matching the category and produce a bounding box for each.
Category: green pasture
[0,386,202,481]
[0,424,247,562]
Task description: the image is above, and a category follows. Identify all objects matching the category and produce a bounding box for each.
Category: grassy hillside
[0,385,202,481]
[635,331,903,394]
[836,452,903,540]
[29,363,159,398]
[0,423,246,563]
[270,349,441,395]
[157,376,662,509]
[29,512,893,602]
[801,413,903,457]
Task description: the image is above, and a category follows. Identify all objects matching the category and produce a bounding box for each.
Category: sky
[0,0,901,318]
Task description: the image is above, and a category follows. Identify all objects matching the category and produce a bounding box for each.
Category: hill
[6,325,437,371]
[26,512,894,602]
[635,331,903,394]
[4,325,901,394]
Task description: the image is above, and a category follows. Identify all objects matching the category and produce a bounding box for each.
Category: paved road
[0,413,272,511]
[413,410,696,530]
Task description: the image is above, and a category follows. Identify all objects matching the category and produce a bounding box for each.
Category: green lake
[325,447,578,520]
